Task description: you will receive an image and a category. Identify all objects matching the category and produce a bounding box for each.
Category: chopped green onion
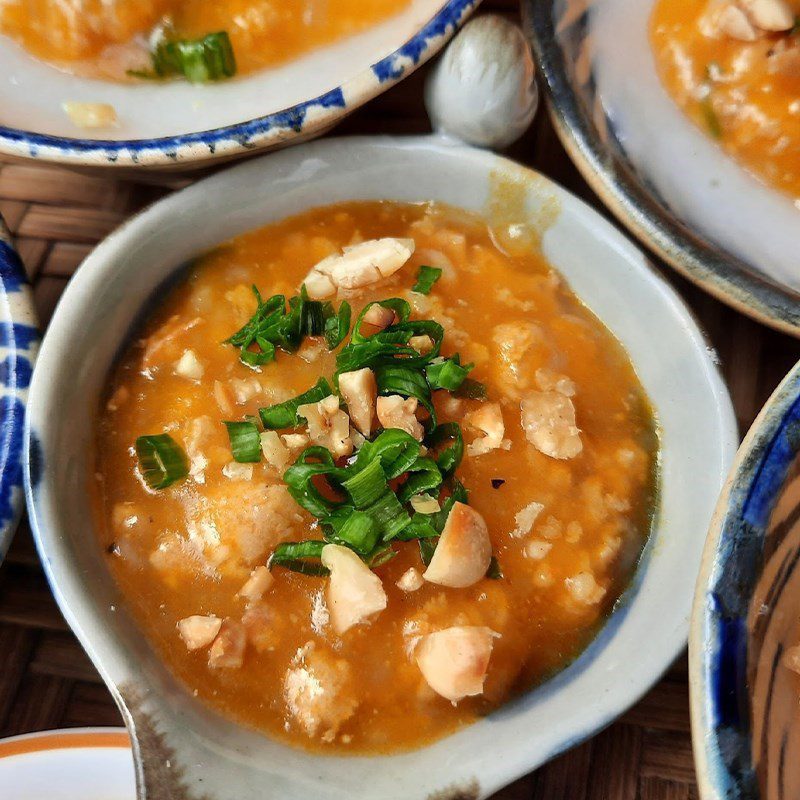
[151,31,237,83]
[352,429,421,479]
[426,423,464,475]
[454,378,488,400]
[367,544,397,569]
[283,446,346,518]
[269,540,329,576]
[486,556,503,579]
[419,537,438,566]
[226,288,348,367]
[700,95,722,139]
[135,434,189,490]
[223,421,261,463]
[412,265,442,295]
[397,457,442,504]
[259,377,332,429]
[375,364,436,425]
[331,511,380,555]
[351,300,411,343]
[299,288,326,337]
[342,458,388,508]
[362,488,411,542]
[324,300,351,349]
[425,356,473,392]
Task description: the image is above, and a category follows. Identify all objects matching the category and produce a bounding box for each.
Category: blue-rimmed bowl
[0,0,478,172]
[691,362,800,800]
[523,0,800,337]
[0,218,38,563]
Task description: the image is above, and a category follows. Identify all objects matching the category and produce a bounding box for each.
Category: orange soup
[651,0,800,201]
[0,0,410,80]
[93,201,658,753]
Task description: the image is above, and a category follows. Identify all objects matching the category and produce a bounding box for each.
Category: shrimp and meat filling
[94,201,658,753]
[0,0,411,83]
[651,0,800,200]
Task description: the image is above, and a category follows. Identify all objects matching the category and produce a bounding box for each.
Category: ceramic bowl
[523,0,800,336]
[0,728,134,800]
[691,362,800,800]
[24,123,738,796]
[0,215,38,564]
[0,0,478,172]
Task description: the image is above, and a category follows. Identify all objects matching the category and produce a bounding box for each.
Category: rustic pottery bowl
[523,0,800,336]
[24,118,739,800]
[0,0,478,172]
[0,215,38,564]
[691,362,800,800]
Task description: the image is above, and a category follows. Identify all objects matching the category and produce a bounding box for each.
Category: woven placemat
[1,6,799,796]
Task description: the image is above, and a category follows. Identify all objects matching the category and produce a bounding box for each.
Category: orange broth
[93,201,658,753]
[0,0,410,80]
[650,0,800,202]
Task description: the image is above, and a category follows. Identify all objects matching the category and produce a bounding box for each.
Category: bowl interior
[25,136,737,799]
[524,0,800,333]
[0,0,473,149]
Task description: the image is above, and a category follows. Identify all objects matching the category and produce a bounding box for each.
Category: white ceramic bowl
[0,0,478,171]
[524,0,800,335]
[24,131,737,799]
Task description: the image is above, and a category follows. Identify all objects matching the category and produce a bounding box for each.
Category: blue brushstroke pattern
[0,355,32,389]
[0,241,27,293]
[372,0,476,81]
[702,389,800,797]
[0,395,25,532]
[0,322,39,349]
[0,86,345,156]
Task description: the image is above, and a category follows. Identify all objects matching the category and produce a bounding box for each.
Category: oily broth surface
[650,0,800,201]
[0,0,411,80]
[94,201,658,753]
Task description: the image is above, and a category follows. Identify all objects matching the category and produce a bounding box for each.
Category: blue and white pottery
[0,0,479,172]
[24,19,738,800]
[0,216,38,564]
[523,0,800,337]
[691,363,800,800]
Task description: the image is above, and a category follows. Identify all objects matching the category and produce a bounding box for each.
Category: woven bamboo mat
[2,6,800,797]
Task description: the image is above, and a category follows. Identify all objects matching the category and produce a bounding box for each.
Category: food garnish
[131,30,237,83]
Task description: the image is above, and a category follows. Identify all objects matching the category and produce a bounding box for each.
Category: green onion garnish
[331,510,380,555]
[324,300,351,349]
[226,287,350,368]
[135,434,189,490]
[426,355,473,392]
[224,421,262,463]
[454,377,488,400]
[700,95,722,140]
[269,540,329,576]
[152,31,237,83]
[412,265,442,295]
[342,458,388,508]
[486,556,503,579]
[259,377,332,429]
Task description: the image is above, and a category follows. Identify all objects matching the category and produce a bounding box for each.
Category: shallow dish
[691,362,800,800]
[24,129,737,798]
[0,215,38,564]
[0,728,134,800]
[523,0,800,336]
[0,0,478,172]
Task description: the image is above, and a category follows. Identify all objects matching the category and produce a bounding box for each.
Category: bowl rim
[23,134,738,797]
[0,217,38,565]
[0,0,479,168]
[690,359,800,800]
[521,0,800,338]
